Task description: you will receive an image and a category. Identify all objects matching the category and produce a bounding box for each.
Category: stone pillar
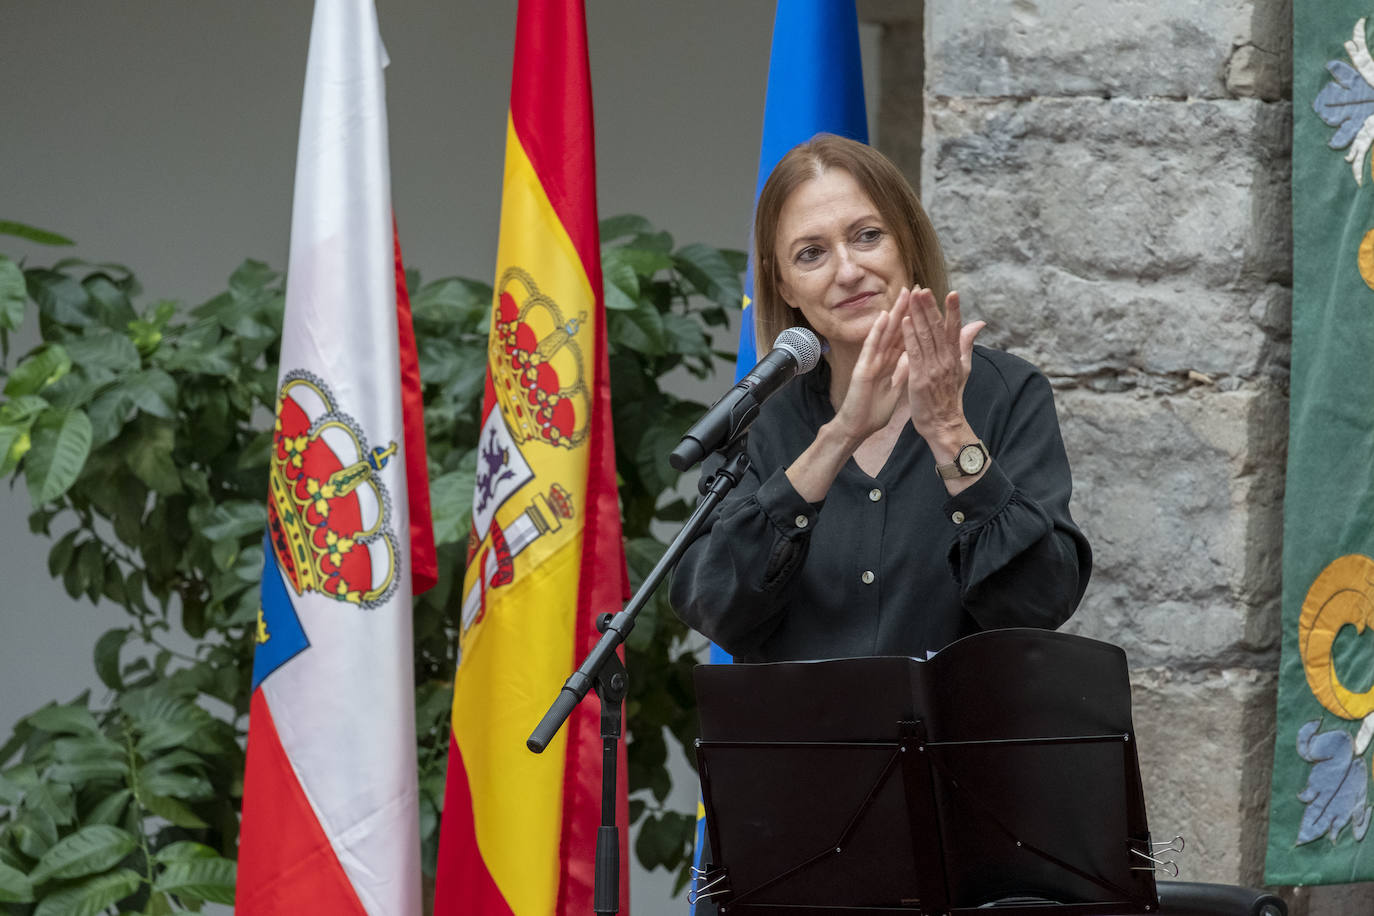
[860,0,1374,911]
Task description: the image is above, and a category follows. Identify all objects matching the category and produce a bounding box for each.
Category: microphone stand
[527,438,751,916]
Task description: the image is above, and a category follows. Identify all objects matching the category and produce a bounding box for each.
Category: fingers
[877,288,911,360]
[911,287,946,361]
[889,349,910,389]
[857,290,913,378]
[852,310,892,379]
[960,319,987,359]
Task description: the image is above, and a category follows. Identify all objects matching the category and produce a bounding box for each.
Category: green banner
[1266,5,1374,885]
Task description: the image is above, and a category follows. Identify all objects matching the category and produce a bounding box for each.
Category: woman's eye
[796,247,822,263]
[856,228,883,244]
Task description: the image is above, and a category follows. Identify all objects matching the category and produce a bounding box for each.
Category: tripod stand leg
[593,636,628,915]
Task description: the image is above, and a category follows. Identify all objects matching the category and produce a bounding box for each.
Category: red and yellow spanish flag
[432,0,627,913]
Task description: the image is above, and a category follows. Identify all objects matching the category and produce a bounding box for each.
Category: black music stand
[693,629,1159,915]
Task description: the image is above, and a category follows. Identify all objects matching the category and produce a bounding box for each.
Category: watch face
[958,444,985,474]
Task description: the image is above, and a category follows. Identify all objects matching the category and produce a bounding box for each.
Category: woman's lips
[834,291,877,309]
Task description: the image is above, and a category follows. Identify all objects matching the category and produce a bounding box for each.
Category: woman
[670,134,1090,661]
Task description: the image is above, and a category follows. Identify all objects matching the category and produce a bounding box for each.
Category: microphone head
[773,327,823,374]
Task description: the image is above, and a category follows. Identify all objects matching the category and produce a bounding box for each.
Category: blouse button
[951,510,966,524]
[794,514,809,529]
[868,488,882,502]
[861,570,875,584]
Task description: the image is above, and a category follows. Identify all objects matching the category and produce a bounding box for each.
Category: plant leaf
[82,274,138,327]
[46,530,80,579]
[5,344,72,397]
[85,789,132,827]
[30,825,138,884]
[94,628,130,690]
[123,369,178,419]
[26,703,100,737]
[152,841,217,865]
[0,255,26,332]
[32,867,142,916]
[609,304,667,355]
[77,540,104,603]
[674,243,744,309]
[137,768,211,802]
[197,500,267,542]
[428,466,475,547]
[599,214,653,242]
[611,244,675,277]
[62,332,141,377]
[601,249,644,312]
[0,858,34,903]
[0,221,75,246]
[0,426,27,474]
[152,857,236,904]
[139,794,207,829]
[25,408,93,506]
[23,781,76,827]
[10,807,59,859]
[122,418,180,494]
[26,269,92,326]
[1,393,50,425]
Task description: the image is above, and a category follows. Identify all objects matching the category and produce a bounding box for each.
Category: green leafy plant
[0,215,742,911]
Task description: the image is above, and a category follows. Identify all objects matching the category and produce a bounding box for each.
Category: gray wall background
[0,1,878,910]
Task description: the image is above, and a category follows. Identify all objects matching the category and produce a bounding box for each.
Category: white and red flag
[235,1,435,913]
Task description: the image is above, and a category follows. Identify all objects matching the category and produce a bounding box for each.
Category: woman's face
[773,168,909,352]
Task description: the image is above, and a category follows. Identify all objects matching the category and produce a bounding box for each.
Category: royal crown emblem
[267,371,400,609]
[489,266,591,449]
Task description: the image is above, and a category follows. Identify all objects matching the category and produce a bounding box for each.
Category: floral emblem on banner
[1315,17,1374,290]
[1292,555,1374,845]
[1315,18,1374,186]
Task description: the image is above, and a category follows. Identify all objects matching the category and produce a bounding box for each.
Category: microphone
[668,326,823,471]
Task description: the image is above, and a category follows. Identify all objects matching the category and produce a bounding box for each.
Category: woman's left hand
[900,288,986,448]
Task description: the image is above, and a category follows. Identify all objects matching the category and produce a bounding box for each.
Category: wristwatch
[936,441,989,479]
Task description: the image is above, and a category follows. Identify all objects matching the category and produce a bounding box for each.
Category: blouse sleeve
[944,367,1092,630]
[668,452,820,655]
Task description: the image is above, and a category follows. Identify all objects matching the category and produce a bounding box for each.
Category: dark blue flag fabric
[690,2,867,910]
[734,0,869,383]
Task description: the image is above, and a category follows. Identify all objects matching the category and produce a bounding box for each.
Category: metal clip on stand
[526,441,753,915]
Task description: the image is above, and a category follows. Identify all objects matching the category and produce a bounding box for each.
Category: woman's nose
[834,247,864,284]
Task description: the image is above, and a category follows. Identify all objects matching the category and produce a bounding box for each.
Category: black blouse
[669,345,1091,662]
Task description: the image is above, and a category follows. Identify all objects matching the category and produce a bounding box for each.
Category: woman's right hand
[829,288,912,443]
[785,291,912,503]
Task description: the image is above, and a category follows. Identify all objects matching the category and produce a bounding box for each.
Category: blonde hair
[752,134,949,349]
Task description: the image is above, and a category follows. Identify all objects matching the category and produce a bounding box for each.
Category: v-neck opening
[803,360,922,483]
[848,420,917,482]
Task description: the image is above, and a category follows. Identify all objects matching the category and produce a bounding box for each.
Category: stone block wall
[859,0,1374,911]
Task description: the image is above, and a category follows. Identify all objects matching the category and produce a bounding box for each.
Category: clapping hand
[829,291,913,443]
[900,288,985,444]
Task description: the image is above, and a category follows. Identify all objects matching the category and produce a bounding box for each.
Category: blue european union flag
[691,3,868,910]
[735,0,869,385]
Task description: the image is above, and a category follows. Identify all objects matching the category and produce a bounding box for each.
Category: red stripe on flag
[235,691,368,916]
[392,220,438,595]
[508,0,602,298]
[559,170,631,914]
[432,734,516,916]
